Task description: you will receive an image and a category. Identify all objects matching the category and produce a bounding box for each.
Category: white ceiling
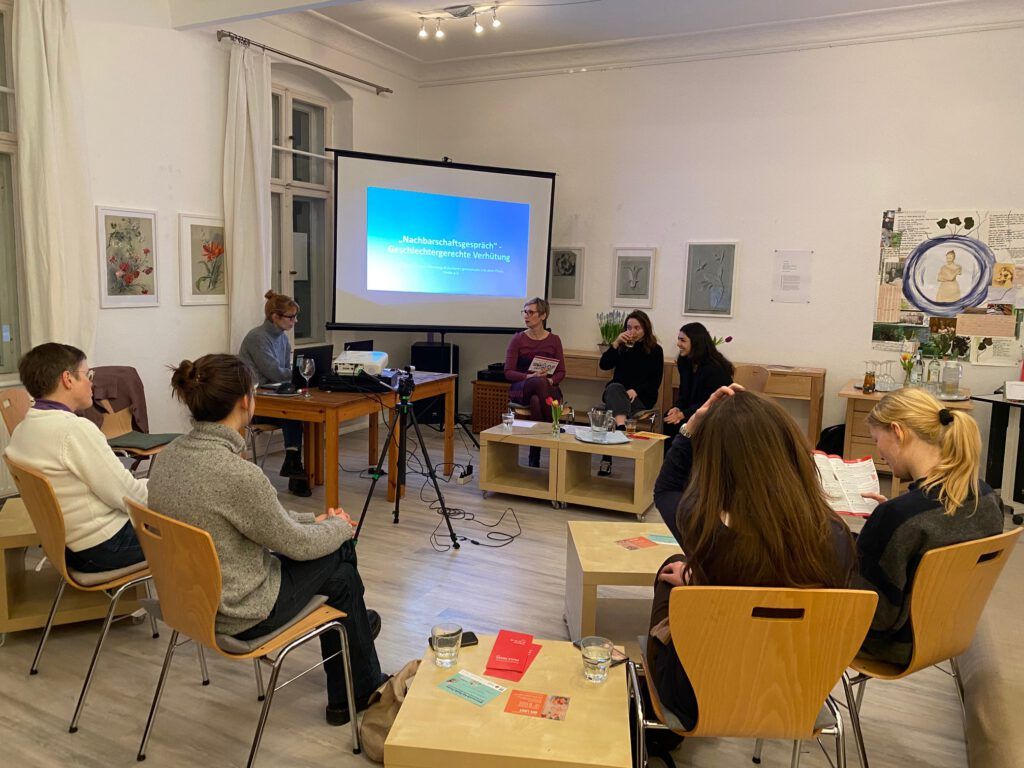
[314,0,985,63]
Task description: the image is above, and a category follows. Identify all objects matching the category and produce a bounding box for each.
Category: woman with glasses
[504,297,566,467]
[4,343,147,572]
[239,290,310,496]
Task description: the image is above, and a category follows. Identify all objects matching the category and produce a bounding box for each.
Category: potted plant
[596,310,626,352]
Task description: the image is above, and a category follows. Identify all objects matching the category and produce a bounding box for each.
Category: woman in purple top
[504,297,566,466]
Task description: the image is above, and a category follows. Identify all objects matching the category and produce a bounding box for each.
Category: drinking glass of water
[431,623,463,668]
[580,636,613,682]
[502,409,515,431]
[299,356,315,398]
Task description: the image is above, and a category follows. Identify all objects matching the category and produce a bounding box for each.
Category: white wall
[416,28,1024,432]
[69,0,423,430]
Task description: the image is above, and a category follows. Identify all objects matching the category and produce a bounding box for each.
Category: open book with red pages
[813,451,881,517]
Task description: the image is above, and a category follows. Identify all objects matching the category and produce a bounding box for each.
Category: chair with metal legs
[4,455,160,733]
[841,527,1021,768]
[630,586,878,768]
[245,423,282,470]
[127,499,361,767]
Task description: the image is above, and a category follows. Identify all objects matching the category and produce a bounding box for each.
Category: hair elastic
[938,408,953,425]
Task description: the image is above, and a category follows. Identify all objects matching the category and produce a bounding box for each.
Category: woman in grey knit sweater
[148,354,385,725]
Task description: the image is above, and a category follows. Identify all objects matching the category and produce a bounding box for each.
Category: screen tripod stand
[353,373,460,549]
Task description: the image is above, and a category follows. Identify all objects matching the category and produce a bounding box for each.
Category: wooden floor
[0,426,969,767]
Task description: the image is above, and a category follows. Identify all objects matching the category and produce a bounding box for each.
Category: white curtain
[224,44,272,352]
[14,0,97,354]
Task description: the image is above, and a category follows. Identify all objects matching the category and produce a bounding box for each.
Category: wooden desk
[562,349,826,443]
[385,635,632,768]
[838,380,973,495]
[255,372,456,509]
[564,520,681,643]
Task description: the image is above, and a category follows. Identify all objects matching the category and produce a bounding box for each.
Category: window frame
[0,0,22,381]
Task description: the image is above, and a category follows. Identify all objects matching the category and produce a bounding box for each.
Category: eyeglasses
[522,309,539,316]
[71,368,95,382]
[277,312,298,320]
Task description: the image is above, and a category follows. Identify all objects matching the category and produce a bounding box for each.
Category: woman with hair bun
[148,354,386,725]
[239,290,309,495]
[857,387,1003,665]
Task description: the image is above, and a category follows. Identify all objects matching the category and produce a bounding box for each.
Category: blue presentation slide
[365,186,531,296]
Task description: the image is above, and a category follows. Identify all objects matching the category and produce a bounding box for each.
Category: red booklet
[487,629,533,672]
[486,643,541,682]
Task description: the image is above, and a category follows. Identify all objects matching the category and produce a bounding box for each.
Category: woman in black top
[664,322,734,444]
[597,310,664,475]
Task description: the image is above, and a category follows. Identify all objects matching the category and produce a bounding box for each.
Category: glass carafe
[940,358,963,397]
[589,408,612,442]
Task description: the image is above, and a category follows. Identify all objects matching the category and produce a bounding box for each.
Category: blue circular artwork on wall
[902,234,995,317]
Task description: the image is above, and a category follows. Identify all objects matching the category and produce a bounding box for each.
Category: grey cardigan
[147,422,351,636]
[239,319,291,385]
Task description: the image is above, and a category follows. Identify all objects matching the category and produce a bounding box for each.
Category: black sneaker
[279,450,307,479]
[288,477,312,497]
[325,673,392,726]
[598,458,612,476]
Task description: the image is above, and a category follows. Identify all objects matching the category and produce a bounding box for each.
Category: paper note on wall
[771,250,812,303]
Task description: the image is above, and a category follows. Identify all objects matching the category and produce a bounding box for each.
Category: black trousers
[234,541,383,707]
[648,554,698,730]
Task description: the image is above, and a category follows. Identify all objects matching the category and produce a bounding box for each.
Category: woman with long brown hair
[648,386,855,730]
[663,321,734,444]
[857,387,1002,664]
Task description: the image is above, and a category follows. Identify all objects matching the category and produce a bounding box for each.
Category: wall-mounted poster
[179,214,227,305]
[97,207,158,308]
[684,242,737,317]
[548,246,584,305]
[612,247,656,309]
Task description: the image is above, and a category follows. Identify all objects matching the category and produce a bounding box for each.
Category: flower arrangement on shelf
[545,396,563,435]
[596,309,626,348]
[899,351,915,384]
[711,335,733,346]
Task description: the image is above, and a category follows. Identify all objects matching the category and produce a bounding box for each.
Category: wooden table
[478,424,663,517]
[384,634,632,768]
[0,497,142,645]
[563,349,826,443]
[255,372,456,510]
[564,520,681,643]
[838,380,973,496]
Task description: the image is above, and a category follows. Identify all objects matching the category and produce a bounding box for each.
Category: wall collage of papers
[873,209,1024,367]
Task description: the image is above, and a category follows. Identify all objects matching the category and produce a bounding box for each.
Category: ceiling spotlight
[418,18,428,38]
[491,7,501,28]
[435,18,445,38]
[474,14,484,34]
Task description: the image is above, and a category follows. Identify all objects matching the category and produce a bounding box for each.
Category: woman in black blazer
[664,322,734,443]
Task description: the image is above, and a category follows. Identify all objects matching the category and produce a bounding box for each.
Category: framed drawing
[97,207,158,308]
[684,242,738,317]
[612,246,656,308]
[548,246,584,305]
[179,214,227,305]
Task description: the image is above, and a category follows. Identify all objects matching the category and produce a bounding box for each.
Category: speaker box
[411,342,459,426]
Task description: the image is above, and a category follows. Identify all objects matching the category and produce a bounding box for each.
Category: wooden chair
[3,455,158,734]
[0,385,31,436]
[842,527,1022,768]
[630,586,878,768]
[126,499,361,766]
[95,398,177,476]
[733,364,771,393]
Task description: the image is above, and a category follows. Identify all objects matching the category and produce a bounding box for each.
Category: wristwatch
[680,422,693,439]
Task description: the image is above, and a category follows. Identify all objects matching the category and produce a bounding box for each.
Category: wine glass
[299,356,315,398]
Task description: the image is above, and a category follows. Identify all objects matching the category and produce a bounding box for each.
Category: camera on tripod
[396,368,416,398]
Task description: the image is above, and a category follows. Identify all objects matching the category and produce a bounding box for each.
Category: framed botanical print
[684,242,738,317]
[97,207,159,308]
[179,214,227,305]
[612,246,656,309]
[548,246,584,305]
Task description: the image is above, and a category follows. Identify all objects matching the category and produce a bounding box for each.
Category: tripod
[353,382,460,549]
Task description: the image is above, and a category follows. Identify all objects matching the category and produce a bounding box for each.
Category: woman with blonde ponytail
[857,387,1003,664]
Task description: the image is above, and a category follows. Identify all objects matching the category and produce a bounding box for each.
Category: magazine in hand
[527,356,560,376]
[813,451,880,517]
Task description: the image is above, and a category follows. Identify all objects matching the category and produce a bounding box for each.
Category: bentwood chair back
[733,365,771,393]
[630,586,877,768]
[0,386,31,436]
[3,455,153,734]
[127,499,361,766]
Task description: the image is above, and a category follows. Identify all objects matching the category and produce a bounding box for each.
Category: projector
[333,350,389,376]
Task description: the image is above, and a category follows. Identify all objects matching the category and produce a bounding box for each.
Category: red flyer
[485,643,541,682]
[486,629,534,671]
[504,690,570,721]
[616,536,657,550]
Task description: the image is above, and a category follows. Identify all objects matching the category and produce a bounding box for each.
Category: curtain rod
[216,30,393,96]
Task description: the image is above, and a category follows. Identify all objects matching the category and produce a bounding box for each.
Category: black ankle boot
[280,450,307,479]
[528,446,541,468]
[288,477,312,497]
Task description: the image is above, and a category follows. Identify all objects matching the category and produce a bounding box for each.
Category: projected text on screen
[366,186,530,296]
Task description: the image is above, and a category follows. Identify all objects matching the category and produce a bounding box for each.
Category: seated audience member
[238,290,310,496]
[4,343,148,572]
[856,387,1003,665]
[148,354,386,725]
[597,310,663,476]
[652,435,692,544]
[648,387,855,729]
[504,297,566,467]
[663,322,733,446]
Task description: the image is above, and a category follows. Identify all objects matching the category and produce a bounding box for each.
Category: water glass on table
[624,418,638,437]
[501,409,515,431]
[580,636,613,683]
[431,623,463,668]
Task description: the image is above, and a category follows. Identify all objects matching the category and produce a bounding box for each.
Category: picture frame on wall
[612,246,656,308]
[683,241,738,317]
[548,246,584,305]
[179,214,227,306]
[97,206,159,308]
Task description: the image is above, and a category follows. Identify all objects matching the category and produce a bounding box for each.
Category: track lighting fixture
[491,7,501,28]
[474,14,484,34]
[415,4,507,39]
[418,18,428,38]
[434,18,445,38]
